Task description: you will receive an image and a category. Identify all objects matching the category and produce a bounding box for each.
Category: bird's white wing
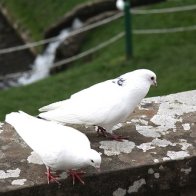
[38,83,129,129]
[5,111,90,157]
[39,79,114,112]
[71,79,113,99]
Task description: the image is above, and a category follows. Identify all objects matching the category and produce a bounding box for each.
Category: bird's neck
[122,80,151,104]
[74,151,90,168]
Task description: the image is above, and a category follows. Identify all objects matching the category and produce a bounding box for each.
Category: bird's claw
[45,168,61,185]
[68,170,86,185]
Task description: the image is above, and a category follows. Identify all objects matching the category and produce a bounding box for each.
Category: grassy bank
[0,0,92,40]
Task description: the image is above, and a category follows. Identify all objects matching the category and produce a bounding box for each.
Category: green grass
[0,0,93,41]
[0,0,195,120]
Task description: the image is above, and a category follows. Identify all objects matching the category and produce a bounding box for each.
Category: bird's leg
[67,170,86,185]
[96,126,109,137]
[97,126,129,141]
[45,167,61,185]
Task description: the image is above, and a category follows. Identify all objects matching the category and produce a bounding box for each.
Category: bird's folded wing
[5,111,90,156]
[38,79,114,112]
[38,89,124,127]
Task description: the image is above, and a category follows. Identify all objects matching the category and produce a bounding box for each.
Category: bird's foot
[45,167,61,185]
[68,170,86,185]
[96,126,128,141]
[107,133,129,142]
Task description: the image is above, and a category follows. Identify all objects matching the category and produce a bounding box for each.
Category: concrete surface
[0,90,196,195]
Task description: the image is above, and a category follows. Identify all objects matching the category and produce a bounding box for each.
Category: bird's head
[88,149,102,171]
[121,69,157,87]
[140,69,157,87]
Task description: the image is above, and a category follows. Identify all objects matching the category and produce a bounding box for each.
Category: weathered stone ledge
[0,90,196,195]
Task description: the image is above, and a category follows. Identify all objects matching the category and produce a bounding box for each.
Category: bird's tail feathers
[39,105,51,112]
[39,100,70,112]
[5,111,33,127]
[5,112,19,126]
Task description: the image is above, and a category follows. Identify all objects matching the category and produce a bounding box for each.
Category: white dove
[38,69,157,141]
[5,111,101,185]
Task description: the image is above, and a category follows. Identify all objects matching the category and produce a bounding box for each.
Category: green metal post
[124,0,132,59]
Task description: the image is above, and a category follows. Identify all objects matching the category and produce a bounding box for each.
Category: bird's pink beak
[153,80,157,87]
[96,167,101,172]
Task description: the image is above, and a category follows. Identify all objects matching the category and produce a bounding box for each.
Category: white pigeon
[5,111,101,185]
[38,69,157,140]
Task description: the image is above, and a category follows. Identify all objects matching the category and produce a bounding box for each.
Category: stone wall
[0,90,195,195]
[0,10,34,75]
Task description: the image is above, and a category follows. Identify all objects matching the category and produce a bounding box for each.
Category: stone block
[0,90,196,195]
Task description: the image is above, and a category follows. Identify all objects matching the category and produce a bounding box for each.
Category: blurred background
[0,0,195,120]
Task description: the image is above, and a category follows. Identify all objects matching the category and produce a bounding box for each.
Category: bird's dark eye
[151,76,154,80]
[91,160,94,163]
